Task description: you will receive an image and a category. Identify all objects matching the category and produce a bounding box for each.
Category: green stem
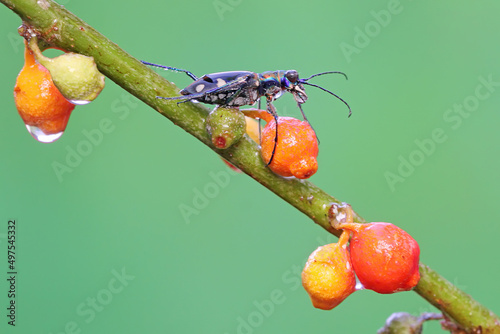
[2,0,499,332]
[416,264,499,333]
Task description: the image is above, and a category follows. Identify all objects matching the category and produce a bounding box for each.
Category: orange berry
[338,221,420,294]
[302,231,356,310]
[34,113,72,135]
[14,41,75,138]
[261,117,318,179]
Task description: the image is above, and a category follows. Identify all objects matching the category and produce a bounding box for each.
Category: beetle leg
[157,95,195,101]
[266,101,279,166]
[258,98,263,145]
[141,61,198,81]
[297,102,320,144]
[224,86,244,105]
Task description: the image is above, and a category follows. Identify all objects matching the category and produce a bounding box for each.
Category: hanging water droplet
[68,99,91,105]
[25,124,64,143]
[355,281,365,291]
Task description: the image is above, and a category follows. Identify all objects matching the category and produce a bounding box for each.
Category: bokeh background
[1,0,500,333]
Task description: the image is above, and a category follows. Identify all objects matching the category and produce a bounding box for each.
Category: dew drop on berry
[25,124,64,143]
[355,281,365,291]
[68,99,91,105]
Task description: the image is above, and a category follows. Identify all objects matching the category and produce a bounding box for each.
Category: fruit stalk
[2,0,499,332]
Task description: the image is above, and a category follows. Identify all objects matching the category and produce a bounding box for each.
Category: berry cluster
[13,37,105,143]
[302,205,420,310]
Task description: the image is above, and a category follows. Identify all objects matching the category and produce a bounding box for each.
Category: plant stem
[416,264,499,333]
[2,0,499,332]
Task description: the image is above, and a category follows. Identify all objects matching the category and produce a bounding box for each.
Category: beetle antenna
[300,81,352,118]
[141,61,198,81]
[302,71,348,82]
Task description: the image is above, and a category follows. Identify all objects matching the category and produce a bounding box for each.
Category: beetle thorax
[258,72,284,100]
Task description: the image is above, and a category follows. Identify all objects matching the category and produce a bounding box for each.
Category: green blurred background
[1,0,499,333]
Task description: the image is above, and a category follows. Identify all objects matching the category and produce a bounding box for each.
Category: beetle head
[282,70,308,104]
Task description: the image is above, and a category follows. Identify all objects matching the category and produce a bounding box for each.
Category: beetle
[142,61,351,165]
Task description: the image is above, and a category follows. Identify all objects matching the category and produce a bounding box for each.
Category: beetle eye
[285,70,299,83]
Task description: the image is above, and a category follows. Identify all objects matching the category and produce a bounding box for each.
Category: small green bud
[29,38,105,104]
[377,313,423,334]
[206,106,246,149]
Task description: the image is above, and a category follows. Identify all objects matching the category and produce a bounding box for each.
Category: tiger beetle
[142,61,351,165]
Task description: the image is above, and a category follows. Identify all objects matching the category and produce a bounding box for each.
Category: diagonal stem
[1,0,499,332]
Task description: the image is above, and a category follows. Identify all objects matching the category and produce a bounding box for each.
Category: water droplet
[355,281,365,291]
[69,99,91,105]
[25,124,64,143]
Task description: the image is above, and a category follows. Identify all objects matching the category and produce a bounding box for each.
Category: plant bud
[30,39,105,104]
[206,106,246,149]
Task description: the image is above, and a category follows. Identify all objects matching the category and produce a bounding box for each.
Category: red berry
[337,215,420,294]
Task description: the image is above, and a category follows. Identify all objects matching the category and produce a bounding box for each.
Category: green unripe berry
[29,38,105,104]
[377,312,431,334]
[206,106,246,149]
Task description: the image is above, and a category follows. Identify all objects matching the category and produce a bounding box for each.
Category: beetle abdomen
[181,71,260,106]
